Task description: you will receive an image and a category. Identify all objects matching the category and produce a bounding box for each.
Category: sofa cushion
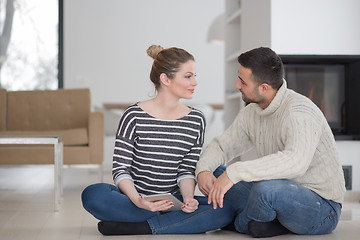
[0,128,88,146]
[0,146,90,165]
[6,88,90,131]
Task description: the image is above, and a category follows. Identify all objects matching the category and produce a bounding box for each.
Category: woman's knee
[82,183,108,199]
[81,183,114,211]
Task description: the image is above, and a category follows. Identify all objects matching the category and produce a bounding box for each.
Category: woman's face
[167,60,197,99]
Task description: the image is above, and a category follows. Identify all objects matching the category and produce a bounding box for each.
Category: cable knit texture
[196,81,346,203]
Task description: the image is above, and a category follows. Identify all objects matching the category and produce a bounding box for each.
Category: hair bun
[147,45,164,59]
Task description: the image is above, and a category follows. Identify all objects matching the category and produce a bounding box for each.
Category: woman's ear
[160,73,170,86]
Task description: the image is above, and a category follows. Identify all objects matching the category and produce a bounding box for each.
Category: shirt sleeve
[112,108,137,187]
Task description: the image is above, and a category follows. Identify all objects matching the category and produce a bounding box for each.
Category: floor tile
[1,166,360,240]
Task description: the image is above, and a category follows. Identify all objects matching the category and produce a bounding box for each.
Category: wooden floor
[0,165,359,240]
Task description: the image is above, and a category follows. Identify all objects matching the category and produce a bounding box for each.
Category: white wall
[64,0,225,168]
[64,0,225,107]
[271,0,360,55]
[64,0,360,190]
[337,141,360,191]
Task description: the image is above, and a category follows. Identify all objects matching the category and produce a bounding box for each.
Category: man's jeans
[214,166,342,235]
[81,183,236,234]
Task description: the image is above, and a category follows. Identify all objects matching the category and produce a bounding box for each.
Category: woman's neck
[153,94,180,110]
[139,94,190,120]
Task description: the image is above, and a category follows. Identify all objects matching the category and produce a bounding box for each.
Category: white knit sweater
[196,81,346,203]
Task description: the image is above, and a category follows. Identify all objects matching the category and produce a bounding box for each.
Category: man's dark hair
[238,47,284,90]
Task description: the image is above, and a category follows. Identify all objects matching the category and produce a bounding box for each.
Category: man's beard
[241,91,262,105]
[242,94,257,104]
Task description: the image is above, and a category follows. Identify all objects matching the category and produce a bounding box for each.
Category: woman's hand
[135,195,175,212]
[118,179,174,212]
[181,197,199,213]
[178,178,199,213]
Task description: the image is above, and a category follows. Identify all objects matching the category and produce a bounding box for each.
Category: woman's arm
[179,178,199,213]
[177,111,205,213]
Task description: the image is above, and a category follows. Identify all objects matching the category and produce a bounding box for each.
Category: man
[196,47,346,238]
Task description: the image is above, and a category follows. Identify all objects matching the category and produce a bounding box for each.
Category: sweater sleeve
[195,109,253,177]
[226,109,322,184]
[112,108,137,187]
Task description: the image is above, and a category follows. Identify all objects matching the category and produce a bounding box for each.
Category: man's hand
[208,171,234,209]
[197,171,216,196]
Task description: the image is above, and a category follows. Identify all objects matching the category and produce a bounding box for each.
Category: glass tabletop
[0,136,63,144]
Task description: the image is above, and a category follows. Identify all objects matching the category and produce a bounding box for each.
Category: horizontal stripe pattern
[112,104,206,195]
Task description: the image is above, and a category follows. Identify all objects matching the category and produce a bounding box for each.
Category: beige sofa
[0,88,103,166]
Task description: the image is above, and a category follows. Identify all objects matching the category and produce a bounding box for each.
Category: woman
[81,45,235,235]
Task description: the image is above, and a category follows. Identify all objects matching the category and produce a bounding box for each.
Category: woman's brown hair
[147,45,194,89]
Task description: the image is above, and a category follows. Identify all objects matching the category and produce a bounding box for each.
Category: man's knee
[213,165,226,178]
[250,179,297,200]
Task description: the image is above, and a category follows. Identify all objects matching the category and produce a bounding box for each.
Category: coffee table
[0,136,63,211]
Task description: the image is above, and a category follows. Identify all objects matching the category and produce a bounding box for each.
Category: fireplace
[280,55,360,140]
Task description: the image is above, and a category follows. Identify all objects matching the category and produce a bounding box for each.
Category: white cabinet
[224,0,242,128]
[224,0,271,128]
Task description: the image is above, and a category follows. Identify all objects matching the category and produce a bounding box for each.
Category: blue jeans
[81,183,236,234]
[214,166,342,235]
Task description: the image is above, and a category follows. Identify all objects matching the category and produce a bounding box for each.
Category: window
[0,0,62,90]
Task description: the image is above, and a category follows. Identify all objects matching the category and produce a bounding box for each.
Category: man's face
[235,64,263,104]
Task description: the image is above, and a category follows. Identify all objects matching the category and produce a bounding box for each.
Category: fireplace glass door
[284,64,345,133]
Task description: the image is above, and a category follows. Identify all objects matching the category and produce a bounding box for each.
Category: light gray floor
[0,165,359,240]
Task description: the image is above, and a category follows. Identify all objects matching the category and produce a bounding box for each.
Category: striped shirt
[112,104,206,195]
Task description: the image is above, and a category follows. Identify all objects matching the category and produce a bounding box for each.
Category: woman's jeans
[81,183,236,234]
[213,166,342,235]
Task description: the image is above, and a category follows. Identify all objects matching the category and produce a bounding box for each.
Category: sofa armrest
[0,89,6,131]
[88,111,104,164]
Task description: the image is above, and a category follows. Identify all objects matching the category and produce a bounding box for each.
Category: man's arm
[195,109,253,177]
[225,112,322,184]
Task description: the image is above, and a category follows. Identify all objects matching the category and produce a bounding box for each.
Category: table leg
[60,141,64,201]
[54,140,63,212]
